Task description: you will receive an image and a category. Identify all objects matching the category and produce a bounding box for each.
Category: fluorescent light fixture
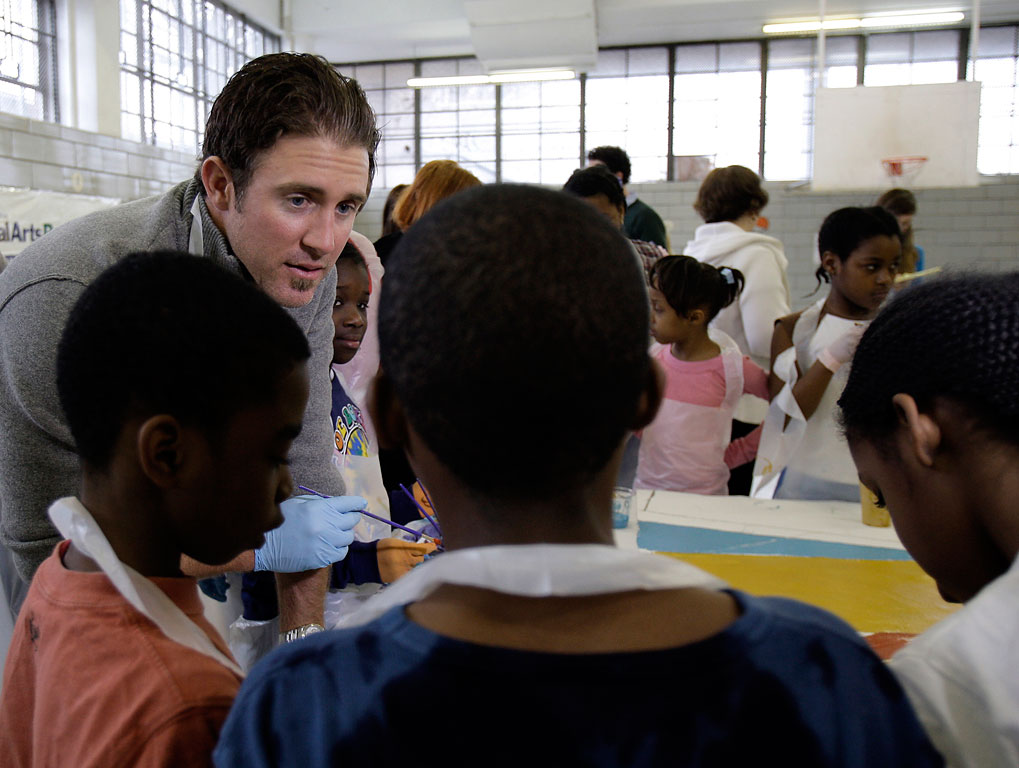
[860,11,964,27]
[407,69,575,88]
[763,19,860,33]
[763,9,964,34]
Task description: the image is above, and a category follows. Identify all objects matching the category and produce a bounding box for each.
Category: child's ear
[820,250,841,278]
[369,370,409,452]
[200,156,235,213]
[631,358,665,431]
[687,308,707,327]
[136,415,186,488]
[892,393,941,467]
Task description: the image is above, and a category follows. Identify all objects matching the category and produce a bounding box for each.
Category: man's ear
[631,358,665,431]
[200,156,236,214]
[892,393,941,467]
[136,415,187,488]
[369,370,409,453]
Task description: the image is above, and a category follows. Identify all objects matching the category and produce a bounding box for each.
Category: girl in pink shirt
[637,255,770,494]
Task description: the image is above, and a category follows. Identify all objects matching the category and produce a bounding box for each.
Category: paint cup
[612,487,635,529]
[860,483,891,527]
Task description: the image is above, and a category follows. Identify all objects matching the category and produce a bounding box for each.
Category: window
[502,77,580,184]
[973,26,1019,174]
[864,29,960,86]
[341,61,417,189]
[0,0,57,121]
[586,47,669,182]
[419,58,496,182]
[763,36,858,181]
[120,0,280,151]
[673,42,761,174]
[336,23,1019,190]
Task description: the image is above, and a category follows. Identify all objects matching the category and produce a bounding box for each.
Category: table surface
[614,490,958,636]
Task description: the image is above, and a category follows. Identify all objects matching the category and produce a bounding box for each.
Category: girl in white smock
[751,206,902,500]
[636,256,770,495]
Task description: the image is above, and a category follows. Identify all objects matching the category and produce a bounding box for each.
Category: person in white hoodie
[684,166,790,494]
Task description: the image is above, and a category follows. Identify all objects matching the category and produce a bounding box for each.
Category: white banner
[0,188,120,258]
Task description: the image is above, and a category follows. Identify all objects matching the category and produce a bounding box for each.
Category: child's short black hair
[649,255,744,321]
[563,165,626,212]
[839,272,1019,447]
[57,251,310,470]
[337,240,367,268]
[815,206,901,286]
[379,184,651,499]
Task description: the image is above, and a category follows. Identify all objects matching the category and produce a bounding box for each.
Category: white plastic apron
[751,300,866,498]
[336,542,727,629]
[635,331,743,495]
[48,497,244,678]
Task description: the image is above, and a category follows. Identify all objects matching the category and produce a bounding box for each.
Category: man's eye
[333,299,343,308]
[338,202,356,215]
[358,302,369,311]
[288,197,309,208]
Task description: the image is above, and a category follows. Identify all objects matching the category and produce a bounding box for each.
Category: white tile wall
[0,114,194,202]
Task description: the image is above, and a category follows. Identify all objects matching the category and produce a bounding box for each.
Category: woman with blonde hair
[374,161,482,267]
[372,160,482,493]
[393,160,482,231]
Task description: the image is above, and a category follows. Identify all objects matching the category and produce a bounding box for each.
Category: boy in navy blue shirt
[215,186,941,768]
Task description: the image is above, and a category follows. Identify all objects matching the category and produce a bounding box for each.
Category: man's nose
[303,210,337,256]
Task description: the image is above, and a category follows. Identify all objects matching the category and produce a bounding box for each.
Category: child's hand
[819,323,867,372]
[376,538,436,583]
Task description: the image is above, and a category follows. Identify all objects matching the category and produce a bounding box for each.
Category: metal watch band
[279,623,325,644]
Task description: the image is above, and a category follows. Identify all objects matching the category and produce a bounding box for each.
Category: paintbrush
[296,485,440,545]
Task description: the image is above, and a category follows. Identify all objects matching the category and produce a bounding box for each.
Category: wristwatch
[279,623,325,644]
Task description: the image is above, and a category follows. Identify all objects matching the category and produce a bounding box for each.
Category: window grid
[586,47,670,182]
[672,41,762,177]
[339,61,417,190]
[0,0,57,122]
[335,22,1019,187]
[973,25,1019,174]
[120,0,280,152]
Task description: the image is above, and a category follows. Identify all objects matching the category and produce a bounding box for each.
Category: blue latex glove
[253,495,365,572]
[198,575,230,602]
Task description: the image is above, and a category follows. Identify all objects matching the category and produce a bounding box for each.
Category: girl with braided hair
[751,206,901,499]
[636,255,770,494]
[839,272,1019,767]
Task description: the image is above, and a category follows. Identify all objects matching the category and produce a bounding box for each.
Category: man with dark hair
[0,52,380,637]
[215,185,941,768]
[587,144,669,248]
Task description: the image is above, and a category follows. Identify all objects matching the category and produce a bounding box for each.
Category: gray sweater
[0,179,344,583]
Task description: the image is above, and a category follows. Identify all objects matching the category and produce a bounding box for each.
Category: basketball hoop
[881,155,928,186]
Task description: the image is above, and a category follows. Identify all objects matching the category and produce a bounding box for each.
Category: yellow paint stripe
[663,552,960,634]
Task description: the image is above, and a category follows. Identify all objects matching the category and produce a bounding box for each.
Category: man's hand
[253,495,365,572]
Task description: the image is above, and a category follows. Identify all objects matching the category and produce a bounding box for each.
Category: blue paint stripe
[637,521,913,561]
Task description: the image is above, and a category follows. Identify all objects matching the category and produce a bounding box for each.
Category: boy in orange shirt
[0,251,357,766]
